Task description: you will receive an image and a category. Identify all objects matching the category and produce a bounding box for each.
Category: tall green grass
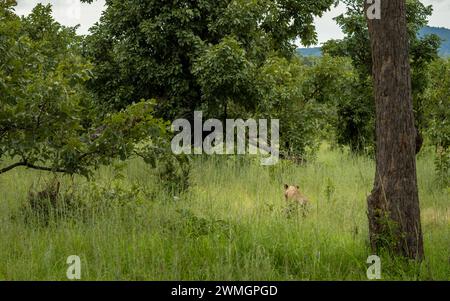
[0,145,448,280]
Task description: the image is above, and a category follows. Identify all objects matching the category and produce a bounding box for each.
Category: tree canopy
[0,2,167,177]
[322,0,440,153]
[81,0,336,120]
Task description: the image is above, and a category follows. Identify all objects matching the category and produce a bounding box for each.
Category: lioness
[283,184,309,217]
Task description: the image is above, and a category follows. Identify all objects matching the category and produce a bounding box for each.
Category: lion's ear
[296,185,300,190]
[284,184,289,190]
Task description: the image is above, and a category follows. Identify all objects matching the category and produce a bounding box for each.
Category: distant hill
[298,26,450,57]
[297,47,322,57]
[418,26,450,57]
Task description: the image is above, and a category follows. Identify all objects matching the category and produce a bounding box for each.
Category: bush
[425,58,450,186]
[21,179,84,225]
[162,209,234,239]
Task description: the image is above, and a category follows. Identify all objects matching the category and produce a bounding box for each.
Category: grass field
[0,145,449,280]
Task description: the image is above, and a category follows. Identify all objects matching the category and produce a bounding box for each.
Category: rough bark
[366,0,424,259]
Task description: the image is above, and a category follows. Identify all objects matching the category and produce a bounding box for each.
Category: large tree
[0,2,167,177]
[366,0,424,259]
[323,0,440,153]
[81,0,335,120]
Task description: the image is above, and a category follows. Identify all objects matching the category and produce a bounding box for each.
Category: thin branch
[0,161,27,174]
[24,163,69,174]
[0,161,70,175]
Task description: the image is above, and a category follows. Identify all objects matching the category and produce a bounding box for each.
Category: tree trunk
[366,0,424,259]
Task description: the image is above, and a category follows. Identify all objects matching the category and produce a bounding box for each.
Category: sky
[14,0,450,47]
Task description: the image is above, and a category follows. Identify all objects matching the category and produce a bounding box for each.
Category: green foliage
[0,4,91,172]
[154,153,192,195]
[300,55,373,154]
[424,58,450,186]
[21,178,83,226]
[425,59,450,149]
[81,0,335,120]
[193,36,257,118]
[83,176,148,211]
[370,209,402,256]
[134,135,192,195]
[21,173,150,227]
[335,76,374,154]
[254,56,324,161]
[0,4,168,177]
[323,0,440,153]
[77,100,169,176]
[269,54,371,156]
[167,209,233,239]
[80,0,355,161]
